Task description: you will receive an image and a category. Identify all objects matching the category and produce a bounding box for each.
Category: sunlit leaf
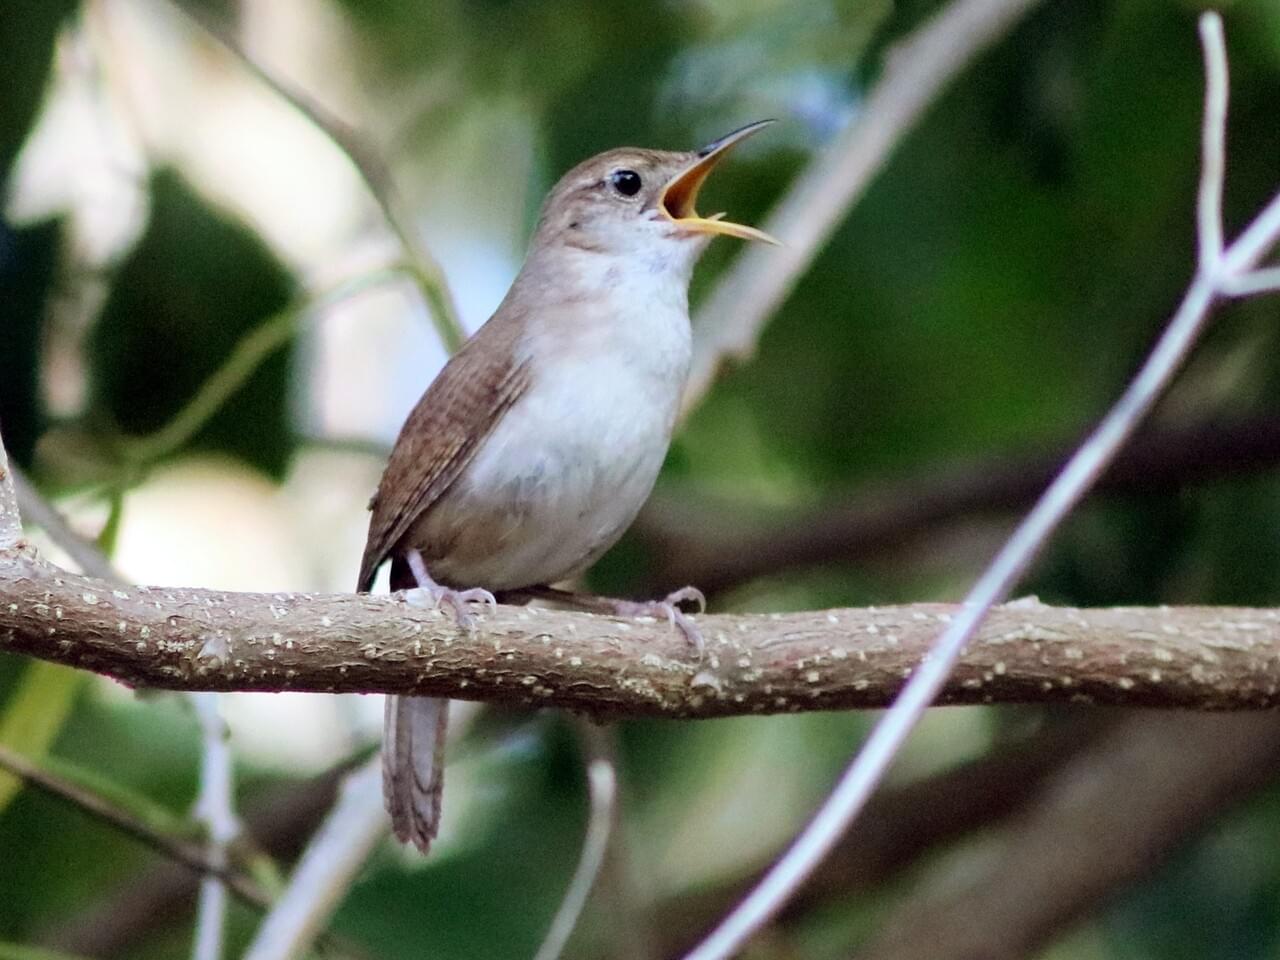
[0,662,85,817]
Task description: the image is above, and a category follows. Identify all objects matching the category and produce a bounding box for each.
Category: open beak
[658,119,779,245]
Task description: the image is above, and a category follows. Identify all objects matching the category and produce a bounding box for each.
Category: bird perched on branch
[357,120,777,852]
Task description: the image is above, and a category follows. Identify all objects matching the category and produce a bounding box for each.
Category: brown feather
[356,311,531,592]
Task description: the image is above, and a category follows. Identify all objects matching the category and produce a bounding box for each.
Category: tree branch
[3,549,1280,714]
[43,756,362,957]
[679,15,1280,957]
[12,461,245,960]
[0,439,22,549]
[0,743,271,912]
[637,414,1280,597]
[241,757,384,960]
[241,701,479,960]
[532,721,618,960]
[190,693,237,960]
[656,716,1110,955]
[856,712,1280,960]
[164,0,466,352]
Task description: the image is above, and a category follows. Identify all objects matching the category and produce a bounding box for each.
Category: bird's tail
[382,694,448,852]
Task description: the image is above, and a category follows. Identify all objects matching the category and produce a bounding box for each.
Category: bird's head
[530,120,778,268]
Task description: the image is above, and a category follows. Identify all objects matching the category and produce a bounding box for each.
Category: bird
[356,119,777,852]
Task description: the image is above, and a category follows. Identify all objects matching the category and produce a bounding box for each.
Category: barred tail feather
[383,695,448,852]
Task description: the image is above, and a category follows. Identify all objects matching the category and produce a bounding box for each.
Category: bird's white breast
[422,269,692,590]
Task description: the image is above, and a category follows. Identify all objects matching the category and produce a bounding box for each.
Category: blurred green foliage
[2,0,1280,958]
[0,0,76,468]
[90,170,298,478]
[0,0,78,181]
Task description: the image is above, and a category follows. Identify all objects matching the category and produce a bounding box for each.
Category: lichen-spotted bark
[2,551,1280,716]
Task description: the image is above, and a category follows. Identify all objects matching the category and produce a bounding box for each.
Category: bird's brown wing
[356,317,531,592]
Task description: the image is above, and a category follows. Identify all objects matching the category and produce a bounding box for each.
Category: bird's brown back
[356,313,531,592]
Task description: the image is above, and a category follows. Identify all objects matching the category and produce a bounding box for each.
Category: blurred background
[2,0,1280,957]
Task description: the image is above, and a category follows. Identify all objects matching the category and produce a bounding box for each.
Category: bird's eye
[610,169,642,197]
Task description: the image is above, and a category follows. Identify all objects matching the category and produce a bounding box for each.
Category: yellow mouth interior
[658,121,779,245]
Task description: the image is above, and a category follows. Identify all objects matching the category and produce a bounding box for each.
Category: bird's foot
[501,584,706,655]
[609,586,706,656]
[403,550,496,630]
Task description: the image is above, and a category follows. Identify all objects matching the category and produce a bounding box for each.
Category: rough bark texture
[3,549,1280,717]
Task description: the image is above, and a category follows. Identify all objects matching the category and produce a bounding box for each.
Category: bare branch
[682,0,1046,416]
[10,465,118,581]
[637,414,1280,598]
[164,0,466,352]
[1196,13,1227,272]
[4,549,1280,713]
[857,712,1280,960]
[13,464,262,960]
[0,743,271,912]
[242,702,479,959]
[657,717,1108,955]
[1222,188,1280,276]
[1221,265,1280,297]
[0,440,21,549]
[44,757,361,956]
[242,757,385,960]
[533,721,618,960]
[13,463,246,960]
[680,14,1280,957]
[191,694,237,960]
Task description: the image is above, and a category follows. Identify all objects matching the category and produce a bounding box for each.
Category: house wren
[357,120,776,852]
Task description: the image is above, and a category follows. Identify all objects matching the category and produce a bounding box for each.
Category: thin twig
[1197,12,1227,272]
[240,703,479,960]
[655,718,1108,956]
[1222,190,1280,275]
[637,414,1280,598]
[164,0,465,352]
[680,13,1280,959]
[532,721,618,960]
[242,756,385,960]
[1221,266,1280,296]
[0,743,271,911]
[122,267,411,467]
[858,713,1280,960]
[681,0,1046,418]
[0,440,21,548]
[191,694,238,960]
[13,467,246,960]
[43,754,364,957]
[11,465,118,581]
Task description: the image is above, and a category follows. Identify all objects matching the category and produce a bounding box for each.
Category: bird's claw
[663,585,706,615]
[611,585,706,657]
[403,550,496,630]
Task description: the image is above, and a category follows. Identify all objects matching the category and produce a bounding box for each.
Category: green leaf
[0,661,85,817]
[89,170,298,478]
[94,488,125,556]
[0,218,61,468]
[37,752,201,840]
